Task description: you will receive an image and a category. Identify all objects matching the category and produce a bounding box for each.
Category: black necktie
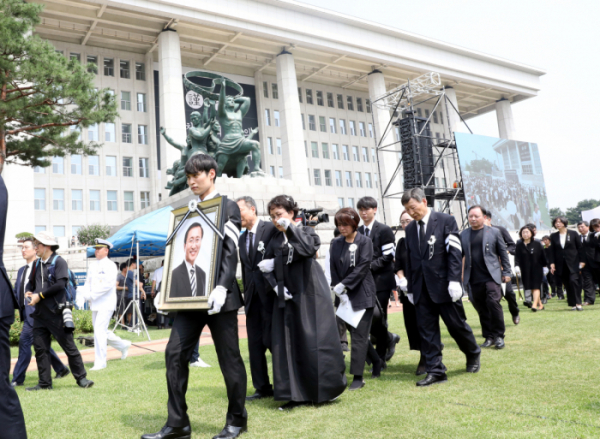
[248,231,254,259]
[419,220,426,253]
[365,228,370,237]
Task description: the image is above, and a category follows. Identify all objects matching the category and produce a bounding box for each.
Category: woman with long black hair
[258,195,346,410]
[514,225,547,312]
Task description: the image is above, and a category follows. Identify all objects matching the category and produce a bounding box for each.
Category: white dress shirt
[22,262,33,305]
[246,219,260,252]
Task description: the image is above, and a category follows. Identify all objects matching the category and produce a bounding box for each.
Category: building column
[275,51,308,186]
[442,86,461,137]
[145,51,159,204]
[496,98,516,140]
[158,29,186,200]
[367,70,402,225]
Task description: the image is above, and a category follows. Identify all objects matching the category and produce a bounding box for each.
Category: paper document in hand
[336,300,366,329]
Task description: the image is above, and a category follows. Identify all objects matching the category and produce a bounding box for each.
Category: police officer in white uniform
[79,239,131,370]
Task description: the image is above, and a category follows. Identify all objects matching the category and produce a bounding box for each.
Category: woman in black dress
[547,216,583,311]
[258,195,346,410]
[394,210,425,375]
[330,208,380,391]
[514,225,547,311]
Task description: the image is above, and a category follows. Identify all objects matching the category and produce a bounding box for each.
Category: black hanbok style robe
[515,240,547,290]
[262,224,347,403]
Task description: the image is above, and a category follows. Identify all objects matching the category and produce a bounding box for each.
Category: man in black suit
[357,197,400,363]
[402,188,481,386]
[577,221,597,305]
[143,154,247,439]
[169,223,207,299]
[0,175,27,438]
[236,196,278,401]
[590,219,600,287]
[461,206,511,350]
[483,210,521,325]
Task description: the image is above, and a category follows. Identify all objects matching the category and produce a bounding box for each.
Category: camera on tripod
[296,208,329,227]
[58,302,75,332]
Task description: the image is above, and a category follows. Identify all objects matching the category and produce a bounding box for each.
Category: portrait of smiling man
[170,222,207,298]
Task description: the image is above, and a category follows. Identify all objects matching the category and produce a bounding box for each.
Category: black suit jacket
[329,232,377,311]
[547,230,582,275]
[404,211,463,304]
[239,219,278,311]
[14,265,35,323]
[358,221,395,292]
[493,225,516,255]
[169,262,206,298]
[579,233,597,266]
[0,175,17,320]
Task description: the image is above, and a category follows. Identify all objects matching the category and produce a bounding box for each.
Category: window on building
[86,55,97,73]
[52,156,64,174]
[107,191,117,211]
[374,173,378,188]
[311,142,319,158]
[332,144,339,160]
[274,110,280,127]
[319,116,326,132]
[417,108,422,118]
[276,138,282,155]
[135,62,145,80]
[71,189,83,210]
[335,171,343,187]
[103,58,114,76]
[357,97,363,112]
[105,122,115,142]
[90,190,100,211]
[35,226,46,234]
[327,92,334,107]
[70,125,81,140]
[278,167,283,178]
[347,96,354,111]
[271,83,278,99]
[342,145,349,160]
[265,109,271,126]
[433,111,439,124]
[263,81,269,98]
[139,158,149,178]
[106,156,116,176]
[348,198,355,208]
[352,146,360,161]
[368,123,374,138]
[337,198,344,208]
[269,166,275,177]
[339,119,347,135]
[298,87,302,103]
[34,166,45,174]
[138,125,148,144]
[53,226,65,238]
[355,172,362,188]
[365,172,372,188]
[322,143,329,159]
[362,147,369,162]
[137,93,147,112]
[122,124,132,143]
[308,115,316,131]
[71,155,82,174]
[268,137,274,155]
[120,60,130,79]
[357,121,365,137]
[140,191,150,209]
[56,50,63,56]
[324,170,332,186]
[301,114,305,130]
[306,89,313,104]
[345,171,352,187]
[316,91,324,106]
[371,148,376,162]
[122,157,133,177]
[313,169,322,186]
[88,156,99,175]
[124,191,134,211]
[88,123,98,141]
[34,189,45,210]
[337,94,344,109]
[53,189,65,210]
[366,99,372,113]
[349,120,356,136]
[436,132,441,141]
[121,91,131,111]
[70,53,80,62]
[329,117,336,134]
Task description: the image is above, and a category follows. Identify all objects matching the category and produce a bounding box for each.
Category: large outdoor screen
[455,133,551,231]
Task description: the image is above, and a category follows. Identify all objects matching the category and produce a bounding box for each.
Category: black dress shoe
[371,358,383,378]
[466,354,481,373]
[415,354,427,376]
[212,424,247,439]
[341,344,349,352]
[246,390,273,401]
[385,333,400,362]
[55,368,70,379]
[26,384,52,391]
[77,378,94,388]
[349,378,365,390]
[512,315,520,325]
[416,373,447,387]
[494,337,505,350]
[278,401,309,411]
[524,301,532,308]
[479,338,494,348]
[141,424,191,439]
[11,381,24,387]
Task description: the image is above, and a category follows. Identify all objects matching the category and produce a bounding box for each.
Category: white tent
[581,205,600,223]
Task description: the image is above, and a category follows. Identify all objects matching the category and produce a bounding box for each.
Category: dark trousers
[559,266,581,306]
[373,290,391,359]
[336,317,348,347]
[246,297,273,394]
[189,341,200,364]
[400,294,421,351]
[32,313,86,387]
[503,281,520,317]
[0,315,27,439]
[470,281,505,340]
[415,284,480,377]
[547,273,563,298]
[347,307,374,376]
[166,310,247,428]
[12,319,66,384]
[581,265,596,305]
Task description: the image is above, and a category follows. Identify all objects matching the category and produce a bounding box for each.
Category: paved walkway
[11,305,403,374]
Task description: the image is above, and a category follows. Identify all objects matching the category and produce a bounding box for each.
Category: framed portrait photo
[158,196,226,311]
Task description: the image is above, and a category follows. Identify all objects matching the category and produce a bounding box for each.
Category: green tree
[0,0,118,173]
[466,158,493,175]
[549,207,565,219]
[77,224,110,246]
[565,199,600,225]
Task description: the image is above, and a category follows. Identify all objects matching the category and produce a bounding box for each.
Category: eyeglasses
[400,220,412,225]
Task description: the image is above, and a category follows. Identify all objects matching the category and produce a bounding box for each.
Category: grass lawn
[14,298,600,439]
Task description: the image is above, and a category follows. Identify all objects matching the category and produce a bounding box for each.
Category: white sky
[300,0,599,210]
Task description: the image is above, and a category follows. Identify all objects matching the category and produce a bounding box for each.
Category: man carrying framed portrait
[143,154,247,439]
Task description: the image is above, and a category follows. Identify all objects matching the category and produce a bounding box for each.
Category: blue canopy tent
[86,206,173,258]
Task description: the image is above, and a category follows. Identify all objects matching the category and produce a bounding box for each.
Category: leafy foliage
[0,0,118,171]
[76,224,110,246]
[15,232,33,239]
[565,199,600,225]
[549,207,565,219]
[466,158,494,175]
[9,309,95,345]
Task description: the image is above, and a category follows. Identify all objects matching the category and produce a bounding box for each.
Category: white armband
[445,234,462,253]
[381,243,395,256]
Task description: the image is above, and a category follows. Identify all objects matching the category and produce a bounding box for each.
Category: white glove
[277,218,291,230]
[257,258,274,273]
[514,266,521,275]
[333,283,346,297]
[207,285,227,315]
[543,267,549,275]
[595,232,600,238]
[282,286,293,301]
[407,293,414,305]
[579,263,585,270]
[397,277,408,292]
[448,281,463,302]
[339,293,350,307]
